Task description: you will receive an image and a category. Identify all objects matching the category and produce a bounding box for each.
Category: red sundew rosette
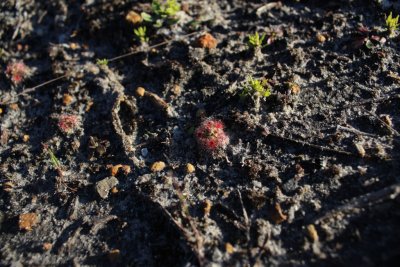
[195,119,229,153]
[5,61,31,85]
[58,114,81,134]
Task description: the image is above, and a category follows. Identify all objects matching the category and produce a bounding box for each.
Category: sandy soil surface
[1,0,400,266]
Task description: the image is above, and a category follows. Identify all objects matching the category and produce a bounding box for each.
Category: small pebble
[86,100,94,111]
[381,115,393,127]
[355,143,366,158]
[186,163,195,173]
[204,199,212,216]
[63,94,74,106]
[19,212,38,231]
[316,33,326,43]
[141,148,148,157]
[307,224,319,242]
[126,11,142,24]
[9,103,18,110]
[3,181,14,192]
[95,177,119,199]
[172,84,181,96]
[288,82,301,94]
[121,165,131,175]
[111,186,119,194]
[151,161,166,172]
[22,134,30,142]
[136,87,146,97]
[225,242,235,254]
[109,164,122,176]
[69,43,79,50]
[42,242,52,251]
[196,33,218,49]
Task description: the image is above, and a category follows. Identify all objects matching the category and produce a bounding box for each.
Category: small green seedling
[386,12,399,37]
[48,149,62,170]
[43,145,62,170]
[96,58,109,66]
[152,0,180,18]
[134,26,149,43]
[141,0,180,27]
[248,32,267,48]
[241,76,271,98]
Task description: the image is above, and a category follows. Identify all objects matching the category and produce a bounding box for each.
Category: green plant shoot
[134,26,149,43]
[47,148,61,170]
[248,32,267,48]
[152,0,180,18]
[241,76,271,98]
[96,58,109,66]
[141,0,180,27]
[386,12,399,37]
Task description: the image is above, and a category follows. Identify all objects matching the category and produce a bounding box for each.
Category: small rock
[95,177,119,199]
[196,33,218,49]
[111,186,118,194]
[381,114,393,127]
[42,242,52,251]
[288,82,301,95]
[186,163,195,173]
[9,103,18,110]
[355,143,366,158]
[203,199,212,216]
[172,84,181,96]
[151,161,166,172]
[270,203,287,224]
[69,43,79,50]
[3,181,14,192]
[109,164,122,176]
[307,224,319,242]
[19,212,38,231]
[22,134,30,142]
[126,11,142,24]
[316,33,326,43]
[225,242,235,254]
[121,165,131,175]
[63,94,74,106]
[141,148,148,157]
[136,87,146,97]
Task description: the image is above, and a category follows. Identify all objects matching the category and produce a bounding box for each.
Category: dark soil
[1,0,400,266]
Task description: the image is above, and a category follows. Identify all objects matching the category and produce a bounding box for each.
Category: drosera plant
[57,114,81,135]
[5,60,31,85]
[385,12,399,37]
[195,119,229,155]
[141,0,181,27]
[134,26,149,43]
